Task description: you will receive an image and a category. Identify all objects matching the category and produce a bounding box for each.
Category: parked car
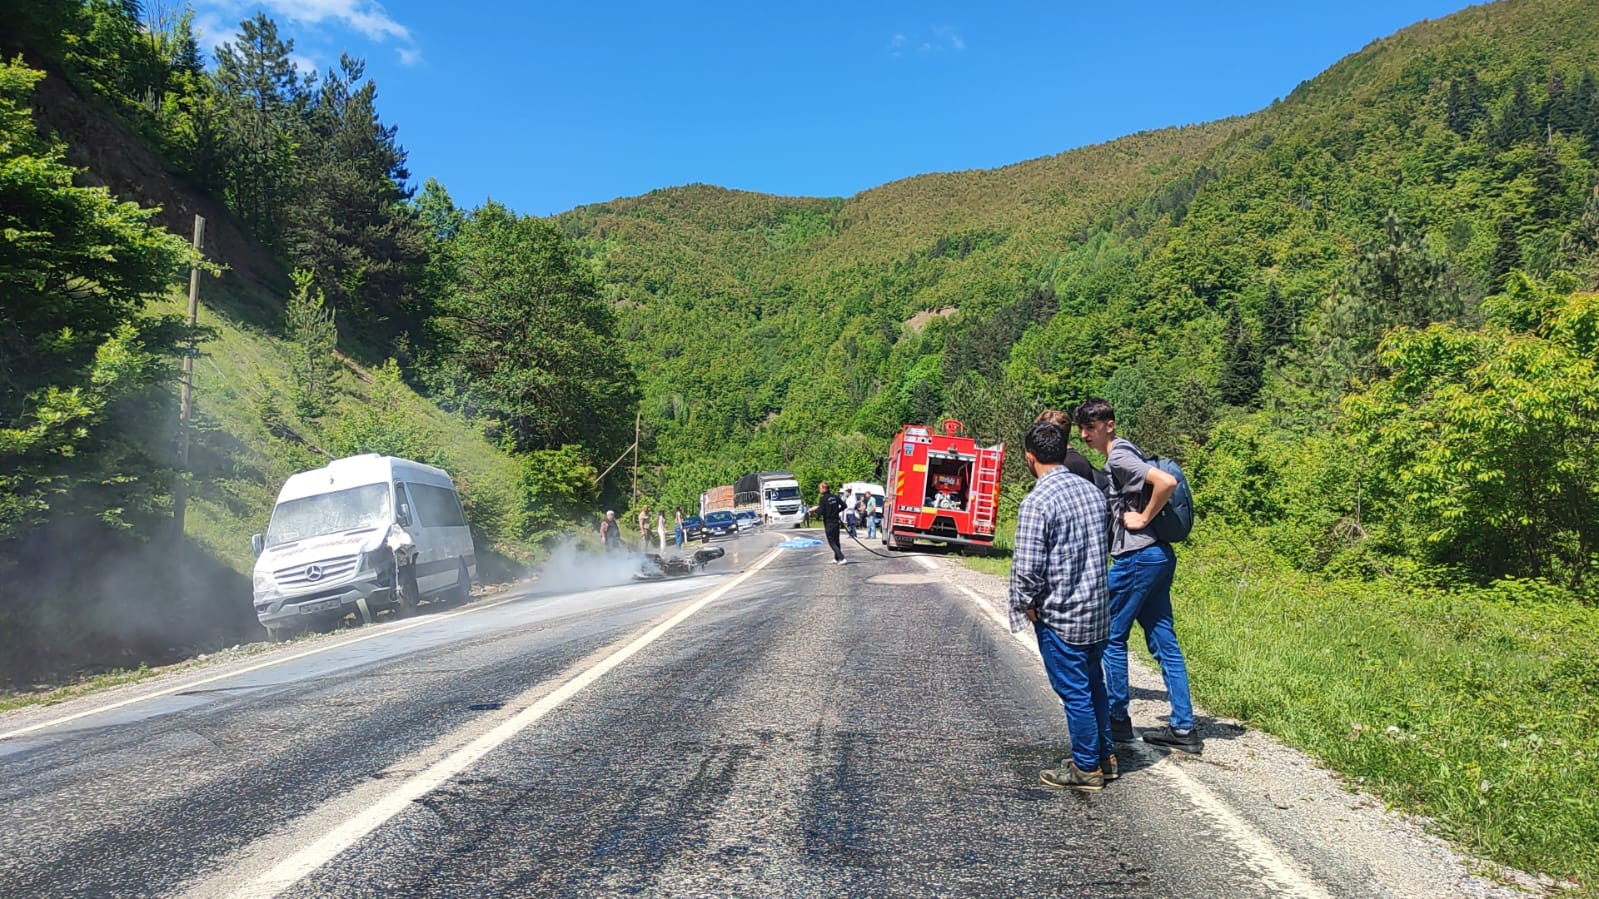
[681,515,705,541]
[702,510,738,539]
[733,510,760,532]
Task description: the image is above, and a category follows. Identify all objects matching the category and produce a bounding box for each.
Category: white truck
[733,470,805,527]
[250,454,476,641]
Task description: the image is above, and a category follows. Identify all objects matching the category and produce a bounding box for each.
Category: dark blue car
[702,510,738,539]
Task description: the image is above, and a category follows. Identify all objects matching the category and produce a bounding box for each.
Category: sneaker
[836,558,849,565]
[1100,752,1119,782]
[1143,725,1203,754]
[1110,717,1136,744]
[1039,761,1103,791]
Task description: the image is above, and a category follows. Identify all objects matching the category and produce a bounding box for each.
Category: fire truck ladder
[972,447,1002,528]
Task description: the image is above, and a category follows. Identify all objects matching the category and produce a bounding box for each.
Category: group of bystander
[1011,400,1200,792]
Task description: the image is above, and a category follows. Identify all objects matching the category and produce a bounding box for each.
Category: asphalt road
[0,531,1502,898]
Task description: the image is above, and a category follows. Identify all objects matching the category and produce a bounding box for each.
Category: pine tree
[285,270,339,419]
[1259,279,1296,350]
[1219,307,1263,407]
[212,13,308,249]
[286,54,426,334]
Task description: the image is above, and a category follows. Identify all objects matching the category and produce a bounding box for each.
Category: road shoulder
[926,554,1551,899]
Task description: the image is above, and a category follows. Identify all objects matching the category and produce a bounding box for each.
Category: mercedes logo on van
[304,564,323,582]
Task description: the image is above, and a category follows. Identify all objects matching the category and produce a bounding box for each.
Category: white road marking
[913,555,939,571]
[1,591,526,742]
[235,548,782,899]
[946,574,1332,899]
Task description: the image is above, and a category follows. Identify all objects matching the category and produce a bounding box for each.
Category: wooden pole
[174,215,205,549]
[631,411,640,504]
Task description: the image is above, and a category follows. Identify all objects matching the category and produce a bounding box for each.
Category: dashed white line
[234,547,782,898]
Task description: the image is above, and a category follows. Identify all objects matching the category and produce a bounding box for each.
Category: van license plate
[301,599,340,614]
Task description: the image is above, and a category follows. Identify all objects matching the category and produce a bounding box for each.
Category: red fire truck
[881,419,1005,552]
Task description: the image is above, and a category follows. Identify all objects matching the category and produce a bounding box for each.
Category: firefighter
[811,482,847,564]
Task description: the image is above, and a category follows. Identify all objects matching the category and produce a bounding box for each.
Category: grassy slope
[147,278,524,589]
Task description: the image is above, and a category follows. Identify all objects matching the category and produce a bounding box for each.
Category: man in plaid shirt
[1010,421,1114,790]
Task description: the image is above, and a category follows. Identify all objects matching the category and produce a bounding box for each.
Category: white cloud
[887,26,966,57]
[267,0,409,42]
[193,0,422,66]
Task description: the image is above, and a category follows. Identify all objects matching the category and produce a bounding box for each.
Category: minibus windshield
[266,483,390,547]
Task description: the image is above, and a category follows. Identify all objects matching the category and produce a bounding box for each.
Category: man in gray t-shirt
[1077,398,1201,754]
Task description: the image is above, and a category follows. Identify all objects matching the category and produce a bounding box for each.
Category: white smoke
[530,537,649,595]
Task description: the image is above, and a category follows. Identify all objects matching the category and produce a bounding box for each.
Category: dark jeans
[1034,622,1111,772]
[824,524,843,561]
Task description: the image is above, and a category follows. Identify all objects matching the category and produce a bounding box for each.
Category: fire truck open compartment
[923,454,972,511]
[882,419,1003,554]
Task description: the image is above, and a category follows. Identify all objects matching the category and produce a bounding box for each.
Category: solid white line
[1143,761,1333,898]
[946,577,1330,899]
[0,592,528,742]
[237,548,782,899]
[913,555,939,571]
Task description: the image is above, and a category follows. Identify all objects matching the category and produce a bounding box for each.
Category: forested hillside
[566,0,1599,591]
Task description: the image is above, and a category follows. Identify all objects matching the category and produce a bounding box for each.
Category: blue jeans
[1105,542,1194,731]
[866,512,877,539]
[1034,622,1111,772]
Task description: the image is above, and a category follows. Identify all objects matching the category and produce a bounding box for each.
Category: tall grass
[1179,528,1598,888]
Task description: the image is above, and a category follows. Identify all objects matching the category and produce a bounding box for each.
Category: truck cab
[735,471,804,527]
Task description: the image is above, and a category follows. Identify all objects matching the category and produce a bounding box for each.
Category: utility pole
[174,215,205,555]
[631,411,640,504]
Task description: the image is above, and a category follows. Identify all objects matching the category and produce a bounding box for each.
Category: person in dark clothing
[811,482,847,564]
[1037,408,1109,490]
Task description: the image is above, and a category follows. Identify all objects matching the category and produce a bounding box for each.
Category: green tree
[1323,212,1458,382]
[425,203,637,456]
[1219,307,1263,407]
[212,13,307,249]
[284,269,338,419]
[1343,273,1599,585]
[0,60,194,541]
[286,54,426,332]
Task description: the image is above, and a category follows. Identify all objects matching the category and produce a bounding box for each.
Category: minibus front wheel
[393,563,420,618]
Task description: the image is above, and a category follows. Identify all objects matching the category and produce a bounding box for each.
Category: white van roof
[276,454,454,503]
[841,481,885,497]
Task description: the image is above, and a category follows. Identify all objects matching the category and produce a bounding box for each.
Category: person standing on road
[674,507,685,548]
[601,510,622,553]
[656,510,667,551]
[811,482,847,564]
[865,492,880,539]
[637,504,650,550]
[1077,397,1201,754]
[1011,421,1114,790]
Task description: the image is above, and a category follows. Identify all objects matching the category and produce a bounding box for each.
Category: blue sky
[190,1,1481,217]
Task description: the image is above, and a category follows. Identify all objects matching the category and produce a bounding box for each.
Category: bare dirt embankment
[29,66,283,298]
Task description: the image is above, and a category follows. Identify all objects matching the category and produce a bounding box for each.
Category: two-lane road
[0,533,1520,897]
